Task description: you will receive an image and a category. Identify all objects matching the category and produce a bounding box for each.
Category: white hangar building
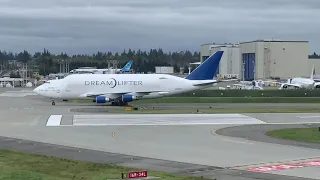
[200,40,316,81]
[200,43,240,79]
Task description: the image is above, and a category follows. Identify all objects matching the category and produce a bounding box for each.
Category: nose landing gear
[52,100,55,105]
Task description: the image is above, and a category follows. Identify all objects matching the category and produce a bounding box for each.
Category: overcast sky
[0,0,319,54]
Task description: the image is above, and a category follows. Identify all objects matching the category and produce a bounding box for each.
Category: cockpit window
[44,82,50,84]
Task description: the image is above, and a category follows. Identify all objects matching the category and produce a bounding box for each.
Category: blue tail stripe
[186,51,223,80]
[121,60,133,71]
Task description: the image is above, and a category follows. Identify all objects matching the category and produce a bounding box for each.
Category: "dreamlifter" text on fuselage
[84,80,143,86]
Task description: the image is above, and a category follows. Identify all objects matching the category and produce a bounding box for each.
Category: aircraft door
[55,88,61,98]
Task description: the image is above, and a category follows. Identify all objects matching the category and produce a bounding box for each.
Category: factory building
[200,43,230,62]
[200,43,239,78]
[200,40,312,80]
[210,45,240,79]
[239,40,309,80]
[155,66,174,74]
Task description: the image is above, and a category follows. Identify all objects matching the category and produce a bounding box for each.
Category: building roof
[201,43,234,46]
[240,39,309,44]
[211,44,239,48]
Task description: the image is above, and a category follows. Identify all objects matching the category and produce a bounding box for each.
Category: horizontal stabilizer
[192,80,217,86]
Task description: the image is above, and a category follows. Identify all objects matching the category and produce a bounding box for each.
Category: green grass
[133,97,320,104]
[266,128,320,144]
[103,107,320,114]
[74,97,320,104]
[0,149,209,180]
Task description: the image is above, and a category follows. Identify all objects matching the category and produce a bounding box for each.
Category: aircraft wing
[192,80,217,86]
[80,90,164,99]
[279,83,302,89]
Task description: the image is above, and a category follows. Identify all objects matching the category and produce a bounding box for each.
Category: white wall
[239,41,309,79]
[211,46,240,78]
[200,44,228,62]
[267,41,309,79]
[155,66,174,74]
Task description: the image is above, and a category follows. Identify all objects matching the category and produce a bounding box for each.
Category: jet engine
[121,94,138,102]
[95,96,112,103]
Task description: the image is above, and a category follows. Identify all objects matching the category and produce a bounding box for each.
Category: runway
[0,89,320,180]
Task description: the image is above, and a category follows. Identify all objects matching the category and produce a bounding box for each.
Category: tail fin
[311,64,315,80]
[186,51,223,80]
[121,60,133,71]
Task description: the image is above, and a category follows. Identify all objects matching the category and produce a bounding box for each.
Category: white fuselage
[291,78,315,88]
[33,74,215,100]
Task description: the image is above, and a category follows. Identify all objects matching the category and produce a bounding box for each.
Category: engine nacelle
[121,94,138,102]
[95,96,111,103]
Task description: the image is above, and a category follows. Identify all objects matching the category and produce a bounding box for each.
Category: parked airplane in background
[69,60,133,74]
[33,51,224,106]
[231,80,263,90]
[279,64,320,89]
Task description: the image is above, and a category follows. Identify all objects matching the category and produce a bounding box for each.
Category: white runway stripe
[72,114,266,126]
[0,92,37,97]
[46,115,62,126]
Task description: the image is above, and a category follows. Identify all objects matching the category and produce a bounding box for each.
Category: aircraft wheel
[52,101,55,105]
[119,101,128,106]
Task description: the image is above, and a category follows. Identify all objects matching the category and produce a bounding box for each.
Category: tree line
[0,49,200,75]
[1,49,319,76]
[309,52,320,59]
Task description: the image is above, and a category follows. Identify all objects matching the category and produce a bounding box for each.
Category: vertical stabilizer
[121,60,133,71]
[186,51,223,80]
[311,64,315,80]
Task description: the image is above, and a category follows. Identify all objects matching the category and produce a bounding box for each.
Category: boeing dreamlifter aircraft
[33,51,224,106]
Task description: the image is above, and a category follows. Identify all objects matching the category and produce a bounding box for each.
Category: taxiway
[0,89,319,180]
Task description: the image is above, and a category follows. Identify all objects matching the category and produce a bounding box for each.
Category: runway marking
[9,108,35,110]
[297,115,320,119]
[263,122,320,125]
[71,114,266,126]
[245,159,320,173]
[46,115,62,126]
[112,131,116,138]
[0,91,37,97]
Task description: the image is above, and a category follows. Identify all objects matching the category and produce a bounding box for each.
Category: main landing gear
[111,101,128,106]
[52,100,55,106]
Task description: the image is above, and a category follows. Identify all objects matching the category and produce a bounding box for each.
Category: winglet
[186,51,223,80]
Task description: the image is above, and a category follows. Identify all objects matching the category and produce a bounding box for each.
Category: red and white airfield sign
[246,159,320,172]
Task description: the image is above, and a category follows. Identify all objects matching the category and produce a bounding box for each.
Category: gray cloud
[0,0,319,54]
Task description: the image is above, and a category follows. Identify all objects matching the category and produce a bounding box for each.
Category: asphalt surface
[216,123,320,150]
[0,88,320,180]
[68,103,320,113]
[137,103,320,109]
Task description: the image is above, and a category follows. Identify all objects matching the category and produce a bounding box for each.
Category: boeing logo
[84,78,142,88]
